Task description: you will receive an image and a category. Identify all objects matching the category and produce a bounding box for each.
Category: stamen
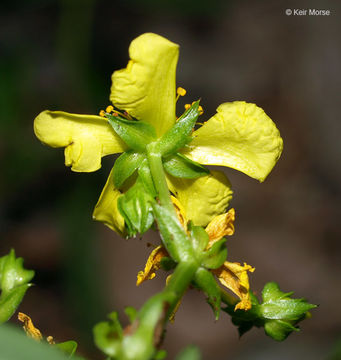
[106,105,114,113]
[198,105,204,115]
[99,110,106,117]
[176,87,187,102]
[184,104,191,111]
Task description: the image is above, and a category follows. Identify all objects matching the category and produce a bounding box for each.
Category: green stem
[146,142,196,262]
[145,142,174,212]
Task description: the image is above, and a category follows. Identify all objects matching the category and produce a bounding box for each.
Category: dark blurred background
[1,0,341,359]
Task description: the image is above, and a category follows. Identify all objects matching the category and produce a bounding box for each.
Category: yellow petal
[205,208,235,248]
[136,245,169,286]
[18,312,43,341]
[182,102,283,182]
[171,195,188,231]
[213,261,255,311]
[167,170,233,227]
[34,111,127,172]
[92,168,125,235]
[110,33,179,137]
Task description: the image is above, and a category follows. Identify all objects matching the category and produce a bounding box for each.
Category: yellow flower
[137,207,254,311]
[34,33,283,234]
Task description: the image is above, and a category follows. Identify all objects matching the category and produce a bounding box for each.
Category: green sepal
[93,312,123,358]
[189,223,209,255]
[0,249,34,295]
[107,114,156,151]
[264,320,299,341]
[117,177,155,237]
[201,238,227,269]
[175,345,201,360]
[193,267,221,320]
[160,257,177,271]
[55,341,78,357]
[124,306,138,323]
[0,284,33,323]
[222,282,317,341]
[138,158,157,197]
[113,150,146,189]
[154,349,167,360]
[156,101,200,156]
[163,153,209,179]
[260,282,316,321]
[152,204,190,262]
[0,249,34,323]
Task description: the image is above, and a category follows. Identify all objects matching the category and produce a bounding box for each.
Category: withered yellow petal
[34,110,126,172]
[213,261,255,311]
[92,168,125,235]
[167,170,233,227]
[136,245,169,286]
[205,208,235,248]
[18,312,43,341]
[110,33,179,137]
[182,102,283,182]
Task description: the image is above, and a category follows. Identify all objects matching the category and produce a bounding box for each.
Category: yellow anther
[184,104,191,110]
[106,105,114,113]
[99,110,106,117]
[198,105,204,115]
[177,87,187,97]
[47,336,55,345]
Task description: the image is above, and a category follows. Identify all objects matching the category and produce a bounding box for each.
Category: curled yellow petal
[92,168,125,235]
[213,261,255,311]
[205,208,235,248]
[182,102,283,182]
[167,170,233,227]
[18,312,43,341]
[136,245,169,286]
[34,111,126,172]
[110,33,179,137]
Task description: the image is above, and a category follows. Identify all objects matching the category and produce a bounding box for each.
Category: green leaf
[175,345,201,360]
[55,341,78,357]
[193,267,221,319]
[189,223,209,255]
[117,177,155,237]
[201,238,227,269]
[113,150,145,188]
[156,101,200,156]
[163,153,209,179]
[0,324,75,360]
[108,114,156,151]
[93,312,123,358]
